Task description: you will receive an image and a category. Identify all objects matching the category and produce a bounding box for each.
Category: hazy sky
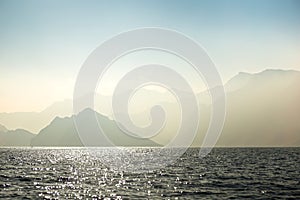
[0,0,299,112]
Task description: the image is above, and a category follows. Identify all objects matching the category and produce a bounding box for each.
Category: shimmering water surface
[0,148,299,199]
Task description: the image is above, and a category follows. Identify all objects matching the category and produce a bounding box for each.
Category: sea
[0,147,299,199]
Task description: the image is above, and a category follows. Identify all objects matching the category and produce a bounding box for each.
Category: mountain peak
[255,68,300,76]
[225,69,300,93]
[78,107,95,115]
[237,69,300,76]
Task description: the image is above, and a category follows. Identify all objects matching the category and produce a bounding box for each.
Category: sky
[0,0,300,112]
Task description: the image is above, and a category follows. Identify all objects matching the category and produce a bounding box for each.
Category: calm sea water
[0,148,299,199]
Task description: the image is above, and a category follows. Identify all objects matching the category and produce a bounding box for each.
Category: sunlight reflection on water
[0,147,299,199]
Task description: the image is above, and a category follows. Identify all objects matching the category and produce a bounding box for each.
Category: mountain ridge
[0,69,300,147]
[31,108,160,147]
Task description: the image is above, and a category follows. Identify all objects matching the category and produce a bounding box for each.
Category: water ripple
[0,147,299,199]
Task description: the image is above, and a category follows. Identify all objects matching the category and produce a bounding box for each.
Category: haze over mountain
[0,69,299,147]
[194,69,300,147]
[31,108,159,147]
[0,129,34,146]
[0,99,73,133]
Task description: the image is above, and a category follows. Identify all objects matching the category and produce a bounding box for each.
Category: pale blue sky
[0,0,299,112]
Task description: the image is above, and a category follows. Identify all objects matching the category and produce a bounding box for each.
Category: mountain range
[193,69,300,147]
[0,99,73,133]
[31,108,159,147]
[0,69,299,147]
[0,127,34,146]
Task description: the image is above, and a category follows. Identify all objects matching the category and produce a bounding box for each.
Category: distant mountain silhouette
[0,99,73,133]
[194,69,300,147]
[31,108,160,147]
[1,69,300,147]
[0,129,34,146]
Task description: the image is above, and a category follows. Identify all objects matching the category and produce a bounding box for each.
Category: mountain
[0,99,73,133]
[0,124,7,132]
[1,69,300,147]
[193,69,300,147]
[0,94,113,134]
[31,108,160,147]
[0,89,175,134]
[225,72,253,92]
[0,129,35,146]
